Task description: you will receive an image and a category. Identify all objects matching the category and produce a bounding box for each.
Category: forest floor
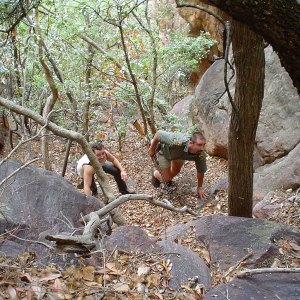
[1,130,299,299]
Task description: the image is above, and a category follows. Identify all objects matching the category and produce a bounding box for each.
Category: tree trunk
[228,20,264,217]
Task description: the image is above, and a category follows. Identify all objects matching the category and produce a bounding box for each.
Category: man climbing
[77,141,133,196]
[148,130,207,199]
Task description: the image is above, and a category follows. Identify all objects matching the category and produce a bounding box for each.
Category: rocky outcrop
[0,167,299,299]
[176,1,227,85]
[164,215,300,271]
[253,143,300,200]
[170,95,194,128]
[105,225,211,291]
[191,46,300,165]
[105,215,300,298]
[177,1,225,54]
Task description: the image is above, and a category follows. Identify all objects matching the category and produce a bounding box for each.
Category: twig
[236,267,300,278]
[8,232,54,250]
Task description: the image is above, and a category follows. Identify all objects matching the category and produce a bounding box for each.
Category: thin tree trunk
[118,25,149,135]
[34,9,59,171]
[228,20,265,217]
[82,43,94,141]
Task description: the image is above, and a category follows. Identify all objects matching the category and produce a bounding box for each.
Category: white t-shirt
[76,154,106,177]
[76,154,90,177]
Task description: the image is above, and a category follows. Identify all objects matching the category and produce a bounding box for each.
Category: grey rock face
[204,273,300,300]
[105,225,211,291]
[104,225,161,254]
[158,240,211,291]
[193,214,300,271]
[0,158,102,263]
[191,46,300,165]
[253,143,300,200]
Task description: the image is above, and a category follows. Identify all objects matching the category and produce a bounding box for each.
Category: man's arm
[106,151,128,181]
[83,165,95,196]
[197,171,207,199]
[148,132,159,157]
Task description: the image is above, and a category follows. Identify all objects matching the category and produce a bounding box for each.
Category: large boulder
[163,215,300,272]
[191,46,300,165]
[190,57,232,159]
[0,158,102,263]
[170,95,194,129]
[190,46,300,196]
[158,240,211,291]
[194,215,300,271]
[253,143,300,200]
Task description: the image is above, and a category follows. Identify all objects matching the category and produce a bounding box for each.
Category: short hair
[190,132,206,143]
[90,141,105,151]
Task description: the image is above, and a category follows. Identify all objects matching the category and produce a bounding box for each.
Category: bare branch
[46,194,197,253]
[8,232,54,250]
[81,35,130,80]
[0,157,39,188]
[82,193,197,223]
[236,267,300,278]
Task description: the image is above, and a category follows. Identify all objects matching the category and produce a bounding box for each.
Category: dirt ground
[2,129,299,299]
[10,129,299,237]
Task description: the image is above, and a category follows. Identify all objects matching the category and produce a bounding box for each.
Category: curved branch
[176,1,225,25]
[46,194,197,253]
[81,35,129,80]
[82,193,197,223]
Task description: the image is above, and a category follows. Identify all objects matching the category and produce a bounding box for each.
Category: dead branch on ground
[236,267,300,278]
[46,193,197,253]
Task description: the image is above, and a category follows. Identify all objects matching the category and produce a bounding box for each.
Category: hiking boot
[163,181,176,191]
[151,169,161,188]
[165,181,174,188]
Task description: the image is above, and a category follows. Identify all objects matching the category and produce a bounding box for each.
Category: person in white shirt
[77,142,133,196]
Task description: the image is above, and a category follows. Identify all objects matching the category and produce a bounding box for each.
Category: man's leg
[170,160,184,178]
[154,160,184,182]
[102,162,129,193]
[152,153,171,187]
[91,177,98,196]
[153,167,172,183]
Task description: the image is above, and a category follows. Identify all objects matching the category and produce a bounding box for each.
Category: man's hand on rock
[197,187,207,199]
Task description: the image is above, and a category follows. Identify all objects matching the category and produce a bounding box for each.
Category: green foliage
[162,32,216,74]
[1,0,217,146]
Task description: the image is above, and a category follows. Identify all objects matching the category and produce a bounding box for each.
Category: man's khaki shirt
[157,130,207,173]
